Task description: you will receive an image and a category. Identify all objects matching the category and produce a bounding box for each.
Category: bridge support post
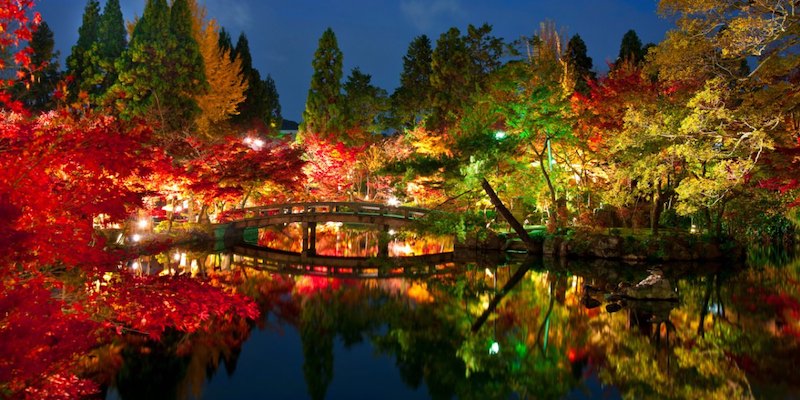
[379,224,390,258]
[309,222,317,255]
[302,222,317,257]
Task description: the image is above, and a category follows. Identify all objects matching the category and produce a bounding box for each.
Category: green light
[489,341,500,355]
[494,131,506,140]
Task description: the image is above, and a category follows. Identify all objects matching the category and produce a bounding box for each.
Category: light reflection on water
[106,244,800,400]
[256,222,454,257]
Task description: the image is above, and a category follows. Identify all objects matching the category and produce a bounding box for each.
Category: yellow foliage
[190,1,248,139]
[406,124,454,157]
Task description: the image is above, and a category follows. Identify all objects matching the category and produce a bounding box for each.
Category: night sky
[36,0,674,122]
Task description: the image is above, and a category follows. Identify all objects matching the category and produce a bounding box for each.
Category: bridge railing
[236,202,430,222]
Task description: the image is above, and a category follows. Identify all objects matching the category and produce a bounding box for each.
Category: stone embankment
[456,229,743,261]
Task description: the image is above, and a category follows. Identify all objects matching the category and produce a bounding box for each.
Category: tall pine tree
[616,29,644,65]
[83,0,127,104]
[168,0,206,131]
[343,67,388,143]
[427,24,503,131]
[230,33,280,133]
[262,74,282,134]
[428,27,470,131]
[14,20,60,110]
[113,0,206,135]
[300,27,344,141]
[391,34,432,130]
[65,0,100,102]
[565,34,595,95]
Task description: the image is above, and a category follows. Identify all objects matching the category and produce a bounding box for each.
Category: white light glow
[137,219,149,229]
[131,234,141,242]
[244,137,265,150]
[387,196,400,206]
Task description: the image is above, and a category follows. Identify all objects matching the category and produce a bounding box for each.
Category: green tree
[218,27,233,53]
[391,34,433,130]
[93,0,126,99]
[300,27,345,141]
[65,0,100,102]
[565,34,595,95]
[113,0,206,135]
[167,0,206,131]
[262,74,282,134]
[427,24,503,132]
[112,0,171,119]
[342,67,389,143]
[616,29,645,65]
[496,22,575,231]
[81,0,127,105]
[464,23,504,86]
[428,27,471,131]
[230,34,281,133]
[13,20,60,111]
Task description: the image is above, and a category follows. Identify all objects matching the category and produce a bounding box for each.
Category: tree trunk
[650,179,662,236]
[481,178,535,251]
[715,201,727,238]
[198,204,209,223]
[537,150,558,230]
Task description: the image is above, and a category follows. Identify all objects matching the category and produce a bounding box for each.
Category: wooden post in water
[379,224,390,258]
[301,222,310,257]
[309,221,317,255]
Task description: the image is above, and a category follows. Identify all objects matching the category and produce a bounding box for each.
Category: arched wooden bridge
[216,202,436,257]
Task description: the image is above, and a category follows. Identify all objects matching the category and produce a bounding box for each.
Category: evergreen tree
[391,34,432,129]
[428,27,470,131]
[464,23,503,84]
[426,24,502,131]
[262,74,282,134]
[83,0,127,104]
[230,33,279,132]
[343,67,388,143]
[168,0,206,130]
[113,0,206,134]
[14,21,60,110]
[218,27,233,54]
[113,0,170,120]
[616,29,644,65]
[565,34,595,95]
[65,0,100,101]
[300,27,344,140]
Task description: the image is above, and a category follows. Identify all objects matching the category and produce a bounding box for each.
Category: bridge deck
[219,201,432,230]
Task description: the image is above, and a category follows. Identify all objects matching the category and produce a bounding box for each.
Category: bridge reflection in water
[229,244,461,279]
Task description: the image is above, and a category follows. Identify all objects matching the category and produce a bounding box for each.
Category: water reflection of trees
[256,223,454,257]
[102,250,800,399]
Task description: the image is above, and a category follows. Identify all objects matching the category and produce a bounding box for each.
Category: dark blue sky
[36,0,674,122]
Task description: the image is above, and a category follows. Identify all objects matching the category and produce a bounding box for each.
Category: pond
[102,234,800,400]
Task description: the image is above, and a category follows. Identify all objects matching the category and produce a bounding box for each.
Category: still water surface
[103,230,799,399]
